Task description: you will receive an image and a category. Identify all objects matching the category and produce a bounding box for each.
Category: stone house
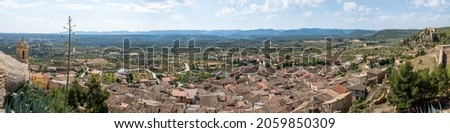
[348,84,368,100]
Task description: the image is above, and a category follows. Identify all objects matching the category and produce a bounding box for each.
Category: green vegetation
[85,78,110,113]
[68,80,86,110]
[68,77,110,113]
[126,74,134,84]
[378,57,395,67]
[403,27,450,48]
[176,71,214,84]
[4,84,51,113]
[5,77,110,113]
[348,63,359,71]
[131,71,151,83]
[370,29,419,40]
[388,61,449,111]
[50,88,71,113]
[437,27,450,44]
[348,97,369,113]
[102,72,116,84]
[415,49,426,57]
[388,61,419,111]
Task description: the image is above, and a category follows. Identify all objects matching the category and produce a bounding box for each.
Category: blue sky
[0,0,449,33]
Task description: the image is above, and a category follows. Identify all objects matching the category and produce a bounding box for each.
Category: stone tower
[16,38,29,64]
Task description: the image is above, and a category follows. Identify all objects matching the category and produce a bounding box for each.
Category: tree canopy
[388,61,449,111]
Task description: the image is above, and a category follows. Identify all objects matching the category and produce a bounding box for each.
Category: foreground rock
[0,51,30,109]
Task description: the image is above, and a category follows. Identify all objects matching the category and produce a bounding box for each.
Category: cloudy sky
[0,0,449,33]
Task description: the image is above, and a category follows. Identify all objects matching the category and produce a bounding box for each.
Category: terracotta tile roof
[257,82,269,91]
[171,89,186,97]
[331,84,348,94]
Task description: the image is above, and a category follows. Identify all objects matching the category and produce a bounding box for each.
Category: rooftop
[331,84,348,94]
[348,84,367,91]
[368,68,385,75]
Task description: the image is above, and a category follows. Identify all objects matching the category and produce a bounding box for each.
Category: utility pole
[63,16,76,112]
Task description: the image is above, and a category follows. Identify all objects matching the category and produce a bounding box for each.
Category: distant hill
[7,27,450,47]
[348,30,378,37]
[437,27,450,35]
[369,29,420,40]
[61,28,378,40]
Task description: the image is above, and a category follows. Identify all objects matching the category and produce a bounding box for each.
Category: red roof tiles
[331,84,348,94]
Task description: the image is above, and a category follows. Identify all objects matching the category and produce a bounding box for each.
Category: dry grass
[410,49,438,71]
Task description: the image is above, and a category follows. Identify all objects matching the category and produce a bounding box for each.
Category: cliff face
[414,27,437,44]
[0,68,5,111]
[0,51,30,109]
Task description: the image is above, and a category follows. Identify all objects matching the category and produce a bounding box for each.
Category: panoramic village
[1,25,450,113]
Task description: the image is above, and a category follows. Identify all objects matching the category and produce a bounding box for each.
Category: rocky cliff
[0,51,30,110]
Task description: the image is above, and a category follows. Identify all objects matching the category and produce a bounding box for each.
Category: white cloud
[107,0,192,13]
[375,13,418,23]
[219,0,249,6]
[65,3,92,10]
[344,17,369,23]
[358,5,371,14]
[335,1,371,16]
[343,2,357,12]
[105,3,120,6]
[264,14,277,20]
[412,0,449,9]
[14,15,52,24]
[336,0,352,3]
[216,0,325,16]
[376,15,396,22]
[170,14,184,19]
[0,0,41,9]
[369,13,450,29]
[215,7,238,16]
[302,11,312,17]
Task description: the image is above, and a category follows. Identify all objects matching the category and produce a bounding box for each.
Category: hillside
[437,27,450,34]
[369,29,419,40]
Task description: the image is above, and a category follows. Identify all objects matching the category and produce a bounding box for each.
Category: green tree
[388,61,418,111]
[50,88,71,113]
[348,63,359,71]
[67,80,86,110]
[197,71,213,82]
[86,78,110,113]
[416,68,434,104]
[348,97,369,113]
[156,74,163,80]
[126,74,134,84]
[431,64,449,100]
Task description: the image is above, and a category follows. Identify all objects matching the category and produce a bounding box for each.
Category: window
[22,51,25,59]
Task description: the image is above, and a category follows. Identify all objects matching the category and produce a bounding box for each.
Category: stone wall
[436,45,450,65]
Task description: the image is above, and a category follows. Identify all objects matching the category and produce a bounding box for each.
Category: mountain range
[64,28,378,39]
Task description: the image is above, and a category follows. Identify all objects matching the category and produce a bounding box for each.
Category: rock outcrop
[0,51,30,109]
[0,68,5,110]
